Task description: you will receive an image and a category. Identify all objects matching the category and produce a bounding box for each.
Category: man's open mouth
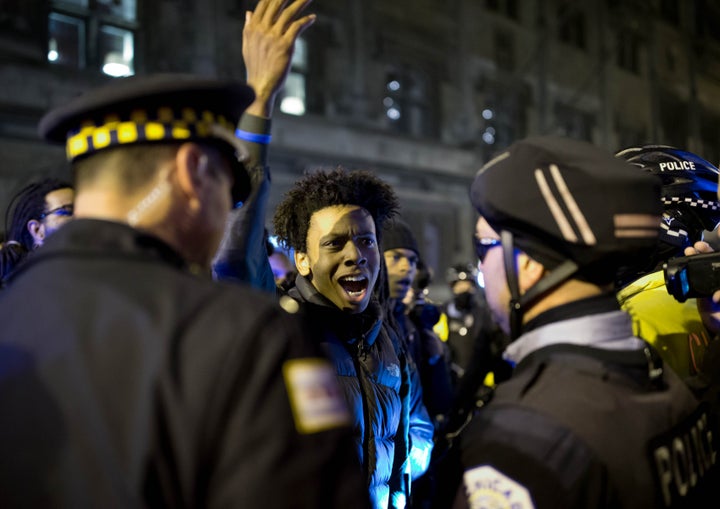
[338,275,369,297]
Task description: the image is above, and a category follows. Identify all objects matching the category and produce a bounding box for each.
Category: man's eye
[361,238,376,247]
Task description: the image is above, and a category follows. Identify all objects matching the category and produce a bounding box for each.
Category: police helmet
[615,145,720,247]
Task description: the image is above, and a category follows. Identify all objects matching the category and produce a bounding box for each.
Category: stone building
[1,0,719,283]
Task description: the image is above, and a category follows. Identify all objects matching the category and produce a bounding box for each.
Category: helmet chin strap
[501,230,580,340]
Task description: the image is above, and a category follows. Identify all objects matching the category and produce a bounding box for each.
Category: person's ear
[27,219,45,247]
[175,143,207,212]
[295,251,311,276]
[517,253,545,293]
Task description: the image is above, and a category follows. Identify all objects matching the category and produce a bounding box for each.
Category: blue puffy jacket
[288,275,434,509]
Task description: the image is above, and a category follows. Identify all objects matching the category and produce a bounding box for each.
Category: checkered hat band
[662,196,720,211]
[65,107,234,160]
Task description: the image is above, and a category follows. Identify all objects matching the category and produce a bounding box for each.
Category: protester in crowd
[0,1,370,507]
[272,167,434,509]
[1,177,74,282]
[208,7,432,507]
[450,136,717,508]
[615,145,720,379]
[268,244,295,286]
[6,177,74,251]
[381,217,453,509]
[382,217,452,423]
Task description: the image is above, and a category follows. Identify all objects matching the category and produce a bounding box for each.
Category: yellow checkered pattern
[65,108,234,160]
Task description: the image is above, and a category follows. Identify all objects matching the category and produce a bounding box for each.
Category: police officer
[452,136,718,508]
[615,145,720,379]
[0,74,368,507]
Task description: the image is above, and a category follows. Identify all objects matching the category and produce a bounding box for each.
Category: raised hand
[243,0,316,118]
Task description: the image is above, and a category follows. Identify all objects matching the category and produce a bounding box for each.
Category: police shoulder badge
[283,358,351,434]
[463,465,535,509]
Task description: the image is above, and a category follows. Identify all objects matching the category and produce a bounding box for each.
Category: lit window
[48,0,137,77]
[280,38,308,116]
[100,26,134,77]
[383,67,434,137]
[48,13,85,67]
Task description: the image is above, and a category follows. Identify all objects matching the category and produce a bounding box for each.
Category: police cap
[470,136,662,279]
[38,74,255,205]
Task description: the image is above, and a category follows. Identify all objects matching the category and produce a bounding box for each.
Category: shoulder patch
[463,465,535,509]
[282,358,351,434]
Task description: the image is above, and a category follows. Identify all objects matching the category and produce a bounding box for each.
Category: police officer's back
[0,75,367,508]
[451,136,718,508]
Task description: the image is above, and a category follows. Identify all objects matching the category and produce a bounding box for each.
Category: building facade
[1,0,719,283]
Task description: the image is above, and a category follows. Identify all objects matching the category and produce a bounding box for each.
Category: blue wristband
[235,128,272,145]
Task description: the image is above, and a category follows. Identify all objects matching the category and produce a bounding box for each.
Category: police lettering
[652,411,716,507]
[658,161,696,171]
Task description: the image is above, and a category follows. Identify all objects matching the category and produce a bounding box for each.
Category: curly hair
[273,167,399,252]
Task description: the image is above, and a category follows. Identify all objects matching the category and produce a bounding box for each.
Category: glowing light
[280,96,306,116]
[482,108,494,120]
[387,107,401,120]
[482,131,495,144]
[102,52,132,77]
[387,80,401,91]
[48,38,59,62]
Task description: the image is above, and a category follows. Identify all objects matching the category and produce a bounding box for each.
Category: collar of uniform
[20,219,188,273]
[503,304,645,366]
[523,293,620,333]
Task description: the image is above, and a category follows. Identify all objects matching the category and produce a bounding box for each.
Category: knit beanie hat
[382,217,420,255]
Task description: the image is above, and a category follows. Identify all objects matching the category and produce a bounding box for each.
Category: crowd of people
[1,0,719,507]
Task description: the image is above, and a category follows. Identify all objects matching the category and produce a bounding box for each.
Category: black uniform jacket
[0,219,368,509]
[454,308,719,509]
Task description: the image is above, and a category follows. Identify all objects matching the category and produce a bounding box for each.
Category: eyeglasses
[39,204,74,219]
[473,237,502,263]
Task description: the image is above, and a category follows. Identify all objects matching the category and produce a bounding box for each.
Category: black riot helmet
[615,145,720,252]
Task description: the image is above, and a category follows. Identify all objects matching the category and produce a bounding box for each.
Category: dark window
[494,30,515,72]
[48,0,137,76]
[700,113,720,168]
[383,67,435,138]
[554,103,594,141]
[616,122,647,151]
[617,31,641,74]
[485,0,519,21]
[557,2,586,50]
[479,85,528,155]
[660,0,680,25]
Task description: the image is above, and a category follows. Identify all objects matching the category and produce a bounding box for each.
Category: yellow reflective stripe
[67,134,89,159]
[117,122,138,143]
[92,127,112,149]
[144,122,165,140]
[171,123,191,139]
